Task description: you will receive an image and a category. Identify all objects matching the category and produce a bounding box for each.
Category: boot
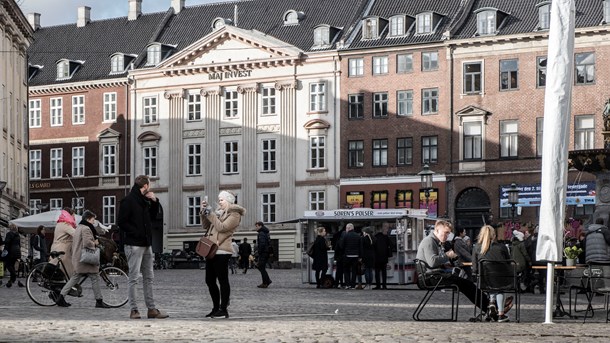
[96,299,111,308]
[55,294,71,307]
[210,308,229,318]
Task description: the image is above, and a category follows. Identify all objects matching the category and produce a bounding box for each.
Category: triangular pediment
[98,128,120,139]
[160,26,303,74]
[455,105,492,125]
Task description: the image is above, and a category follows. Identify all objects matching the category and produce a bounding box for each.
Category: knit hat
[513,230,524,241]
[218,190,236,204]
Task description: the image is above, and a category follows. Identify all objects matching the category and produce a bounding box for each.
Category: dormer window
[362,17,387,40]
[417,12,433,34]
[389,15,405,36]
[314,25,330,46]
[212,17,232,30]
[475,8,507,36]
[145,43,175,66]
[283,10,305,26]
[604,0,610,24]
[110,53,136,74]
[56,59,83,80]
[537,2,551,30]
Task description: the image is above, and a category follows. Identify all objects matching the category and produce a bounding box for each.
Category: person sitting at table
[452,227,473,281]
[473,225,514,322]
[584,217,610,262]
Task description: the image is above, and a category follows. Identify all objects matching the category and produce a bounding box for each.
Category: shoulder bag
[80,247,100,265]
[196,235,218,259]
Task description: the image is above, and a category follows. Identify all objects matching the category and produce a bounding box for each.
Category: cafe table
[532,264,585,318]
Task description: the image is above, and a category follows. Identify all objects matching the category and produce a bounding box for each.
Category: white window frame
[29,99,41,128]
[348,140,364,167]
[143,146,158,177]
[397,137,413,166]
[605,0,610,24]
[261,87,276,116]
[500,120,519,158]
[537,56,547,88]
[389,15,405,37]
[103,92,117,122]
[187,143,202,176]
[224,141,239,174]
[146,44,161,65]
[348,93,364,119]
[397,90,413,117]
[422,136,438,164]
[50,198,63,211]
[309,136,326,169]
[463,61,483,94]
[477,10,496,35]
[500,59,519,91]
[261,193,276,223]
[187,93,202,121]
[463,121,483,160]
[103,196,116,225]
[363,18,379,39]
[57,60,69,79]
[538,4,551,30]
[372,139,388,167]
[261,139,276,172]
[373,56,389,75]
[373,92,388,118]
[575,52,595,85]
[422,88,439,115]
[416,12,433,34]
[349,58,364,77]
[29,149,41,179]
[143,96,158,124]
[314,26,330,46]
[536,117,544,157]
[187,196,201,226]
[72,197,85,215]
[111,54,123,73]
[575,115,595,150]
[309,191,325,211]
[50,148,63,179]
[397,54,413,73]
[72,146,85,177]
[422,51,438,71]
[30,199,41,215]
[50,97,63,126]
[224,90,239,118]
[309,82,327,112]
[102,144,117,176]
[72,95,85,125]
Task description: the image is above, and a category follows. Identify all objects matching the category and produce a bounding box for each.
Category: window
[389,15,405,36]
[143,97,158,124]
[500,120,519,158]
[422,136,438,164]
[575,52,595,85]
[143,146,157,177]
[373,92,388,118]
[224,141,239,174]
[56,60,69,79]
[416,13,433,34]
[397,138,413,165]
[310,136,325,169]
[187,196,201,226]
[103,92,117,122]
[72,197,84,215]
[397,90,413,116]
[422,88,439,114]
[536,117,544,157]
[500,59,518,91]
[538,3,551,30]
[262,193,276,223]
[262,87,276,115]
[309,83,327,112]
[574,204,595,217]
[146,44,161,65]
[309,191,325,210]
[372,139,388,167]
[477,10,496,35]
[225,90,238,118]
[103,196,116,225]
[50,148,63,178]
[187,143,202,176]
[373,56,388,75]
[102,144,116,175]
[72,146,85,177]
[213,18,226,30]
[283,10,301,25]
[262,139,276,172]
[111,55,123,73]
[348,140,364,167]
[188,94,201,121]
[396,190,413,208]
[605,0,610,23]
[50,97,63,126]
[575,115,595,150]
[348,94,364,119]
[348,58,364,77]
[537,57,547,87]
[422,51,438,71]
[363,18,379,39]
[463,62,482,94]
[29,150,41,179]
[463,122,482,160]
[397,54,413,73]
[30,199,41,215]
[371,191,388,209]
[29,99,41,128]
[72,95,85,124]
[314,26,330,46]
[50,198,63,211]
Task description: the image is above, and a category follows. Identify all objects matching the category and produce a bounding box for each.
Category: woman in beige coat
[53,210,110,308]
[200,190,245,319]
[50,208,77,276]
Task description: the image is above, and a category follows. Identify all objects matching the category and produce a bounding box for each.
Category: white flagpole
[536,0,575,324]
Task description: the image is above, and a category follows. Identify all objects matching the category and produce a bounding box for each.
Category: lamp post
[418,165,435,211]
[507,183,519,228]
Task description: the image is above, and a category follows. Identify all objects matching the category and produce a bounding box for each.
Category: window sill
[307,111,329,115]
[141,122,160,127]
[306,168,328,173]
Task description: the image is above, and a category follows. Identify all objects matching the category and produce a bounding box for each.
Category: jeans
[206,254,231,310]
[125,245,155,311]
[61,272,102,300]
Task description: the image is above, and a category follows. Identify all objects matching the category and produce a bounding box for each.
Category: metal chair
[568,267,601,318]
[474,259,520,322]
[583,260,610,323]
[412,259,460,321]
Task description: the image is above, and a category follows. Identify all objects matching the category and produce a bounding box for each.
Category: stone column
[164,89,186,233]
[201,87,224,200]
[275,81,299,220]
[237,84,259,227]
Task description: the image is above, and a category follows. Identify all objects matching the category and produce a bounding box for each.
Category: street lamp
[418,165,435,210]
[507,183,519,227]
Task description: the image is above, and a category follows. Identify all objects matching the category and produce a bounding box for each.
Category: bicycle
[26,251,128,307]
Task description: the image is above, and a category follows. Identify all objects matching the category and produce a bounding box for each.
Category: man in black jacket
[340,223,362,289]
[118,175,168,320]
[238,238,252,274]
[373,223,392,289]
[256,221,273,288]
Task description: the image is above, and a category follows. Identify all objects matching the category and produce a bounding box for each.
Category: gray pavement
[1,267,609,342]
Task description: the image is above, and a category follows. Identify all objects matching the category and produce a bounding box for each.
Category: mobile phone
[204,196,208,202]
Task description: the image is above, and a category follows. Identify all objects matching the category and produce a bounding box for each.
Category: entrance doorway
[455,187,491,239]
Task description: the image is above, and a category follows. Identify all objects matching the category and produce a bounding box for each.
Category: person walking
[3,224,24,288]
[30,225,48,265]
[238,238,252,274]
[53,211,111,308]
[256,221,272,288]
[118,175,168,320]
[200,190,245,319]
[230,240,239,274]
[311,227,330,288]
[50,208,77,277]
[373,223,392,290]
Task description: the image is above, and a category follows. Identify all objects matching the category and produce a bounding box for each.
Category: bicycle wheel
[99,266,128,307]
[26,263,65,306]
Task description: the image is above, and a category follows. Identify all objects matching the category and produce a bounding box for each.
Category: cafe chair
[474,259,520,322]
[412,259,460,321]
[568,266,601,318]
[583,260,610,323]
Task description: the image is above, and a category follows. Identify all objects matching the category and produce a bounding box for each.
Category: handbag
[196,236,218,259]
[1,249,8,259]
[80,247,100,265]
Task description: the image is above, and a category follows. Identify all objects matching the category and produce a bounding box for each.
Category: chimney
[128,0,142,21]
[77,6,91,27]
[27,13,41,31]
[172,0,185,14]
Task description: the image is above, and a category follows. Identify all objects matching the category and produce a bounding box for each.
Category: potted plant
[564,245,583,266]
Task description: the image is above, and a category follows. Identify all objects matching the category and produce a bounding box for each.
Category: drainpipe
[448,45,455,219]
[127,75,136,195]
[333,55,340,202]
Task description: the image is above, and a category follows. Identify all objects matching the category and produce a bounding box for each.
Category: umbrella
[9,210,82,233]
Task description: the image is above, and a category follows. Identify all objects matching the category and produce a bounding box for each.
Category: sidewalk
[0,268,609,342]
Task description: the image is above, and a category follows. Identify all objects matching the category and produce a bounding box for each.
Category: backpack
[307,243,315,258]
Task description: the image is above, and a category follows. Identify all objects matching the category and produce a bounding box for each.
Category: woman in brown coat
[50,208,77,276]
[54,210,111,308]
[200,190,245,319]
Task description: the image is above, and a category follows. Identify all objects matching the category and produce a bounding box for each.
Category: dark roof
[452,0,605,39]
[28,0,369,86]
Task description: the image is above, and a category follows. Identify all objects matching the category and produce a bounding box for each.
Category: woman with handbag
[311,227,329,288]
[200,190,245,319]
[54,210,111,308]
